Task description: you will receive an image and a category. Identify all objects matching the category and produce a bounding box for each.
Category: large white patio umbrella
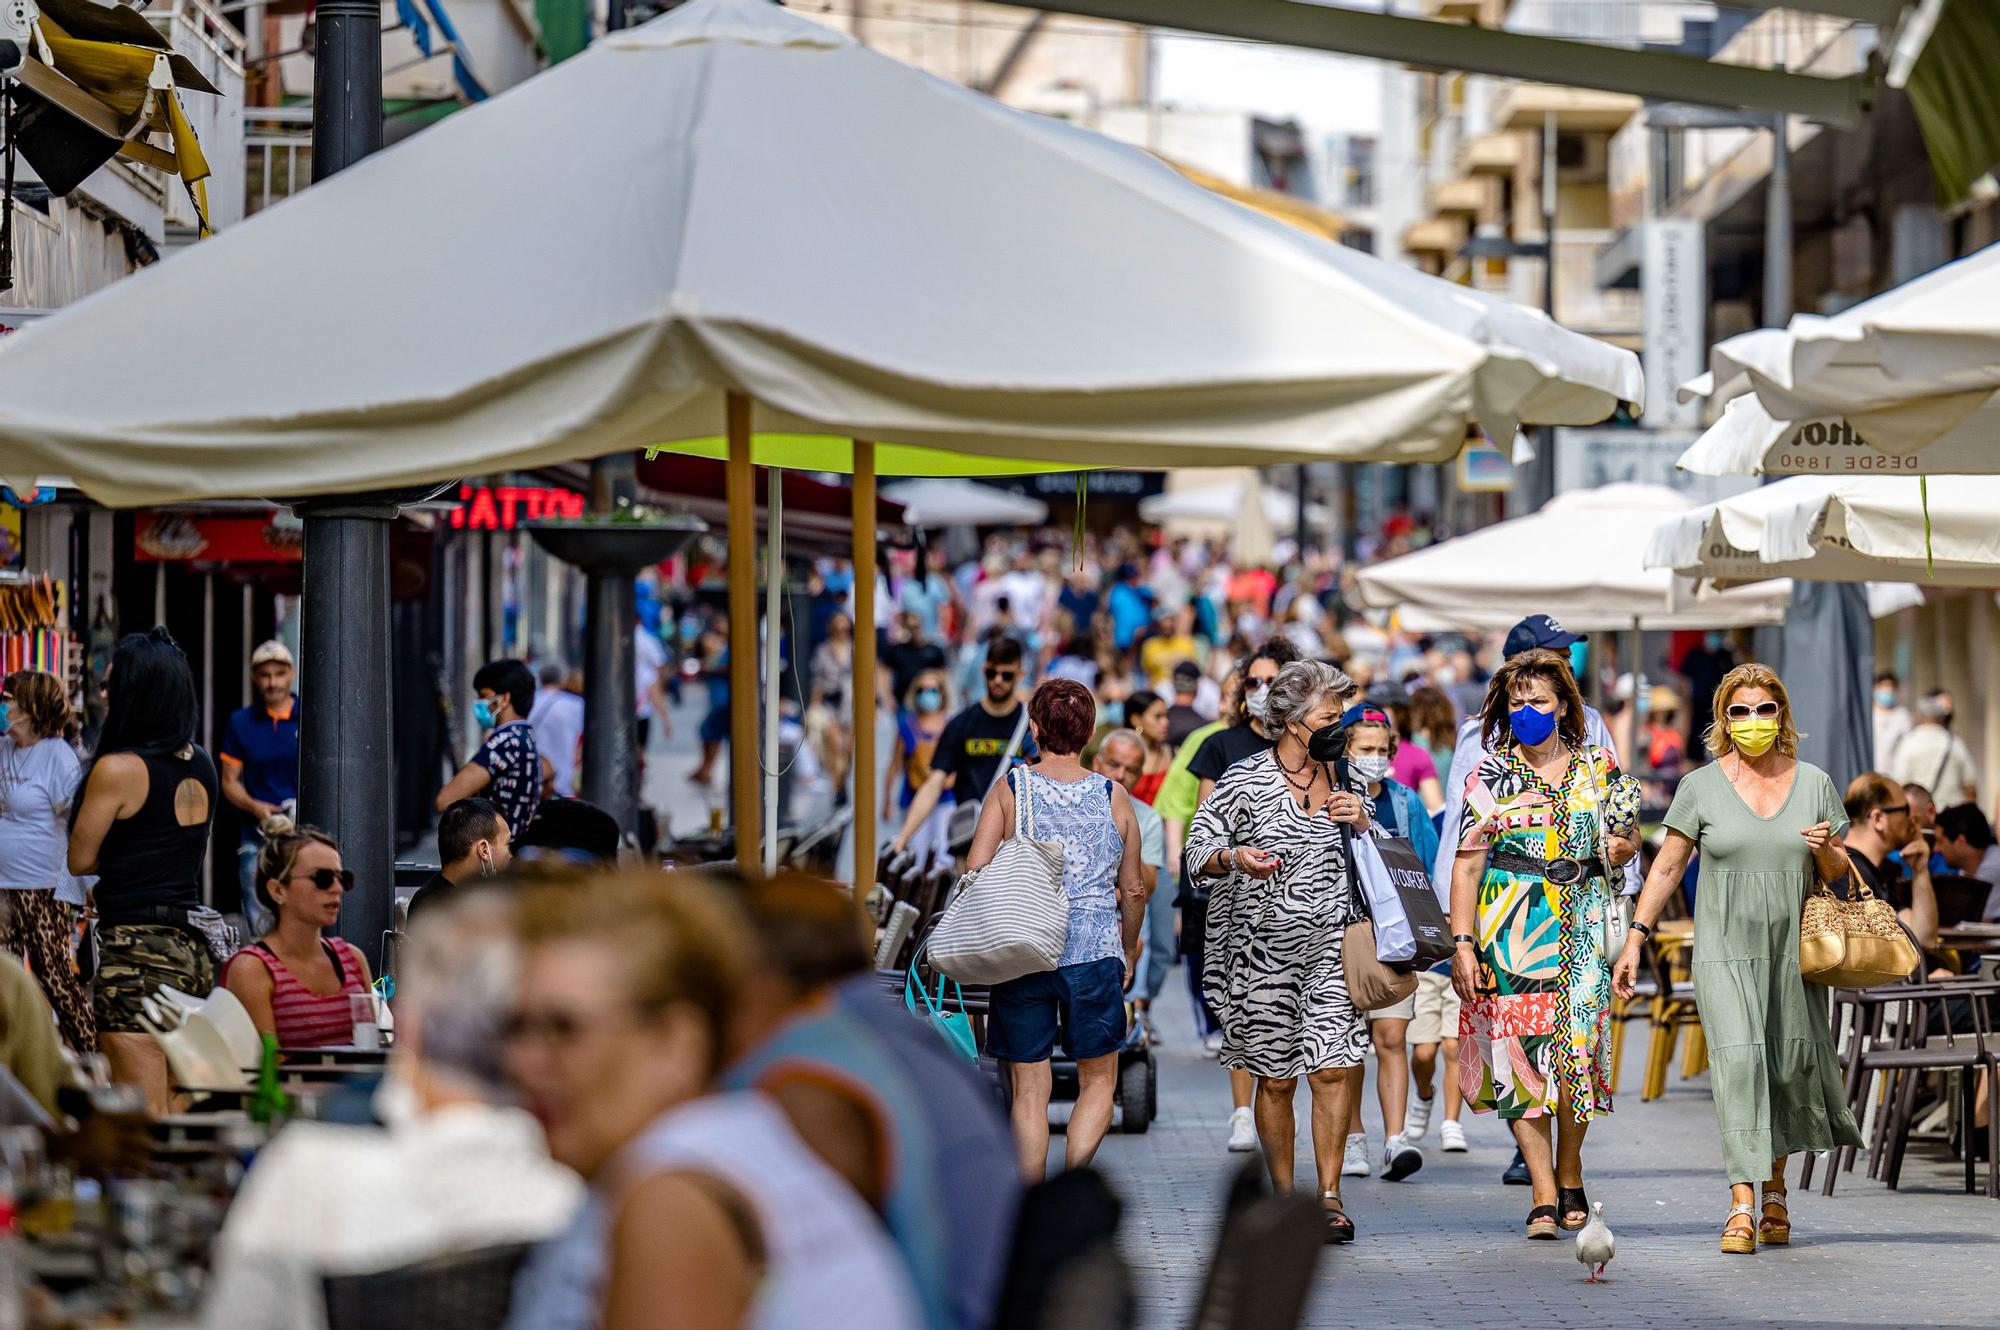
[0,0,1640,872]
[1138,478,1334,531]
[1687,243,2000,463]
[878,479,1047,528]
[1646,475,2000,587]
[1355,484,1790,631]
[1675,392,2000,478]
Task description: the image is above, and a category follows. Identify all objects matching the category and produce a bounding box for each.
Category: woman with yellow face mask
[1612,663,1863,1257]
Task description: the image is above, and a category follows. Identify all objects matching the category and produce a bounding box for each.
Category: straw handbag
[1799,851,1921,989]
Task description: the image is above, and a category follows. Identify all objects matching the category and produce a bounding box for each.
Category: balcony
[1428,175,1495,218]
[245,107,312,218]
[150,0,248,236]
[1458,131,1526,177]
[1491,83,1640,136]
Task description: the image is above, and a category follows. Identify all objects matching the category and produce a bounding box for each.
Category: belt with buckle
[1487,850,1607,885]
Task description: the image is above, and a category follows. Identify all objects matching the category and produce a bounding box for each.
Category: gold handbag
[1799,851,1921,989]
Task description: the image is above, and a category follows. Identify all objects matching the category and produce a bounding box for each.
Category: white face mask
[1350,754,1391,784]
[1244,682,1272,721]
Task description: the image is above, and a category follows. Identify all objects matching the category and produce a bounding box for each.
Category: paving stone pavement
[1074,963,2000,1330]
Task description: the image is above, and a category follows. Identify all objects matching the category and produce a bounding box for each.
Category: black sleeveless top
[93,747,218,919]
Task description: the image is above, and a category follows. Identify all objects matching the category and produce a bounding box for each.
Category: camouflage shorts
[93,925,218,1034]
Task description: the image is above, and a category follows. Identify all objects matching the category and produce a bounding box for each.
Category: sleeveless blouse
[226,938,367,1047]
[1014,769,1123,968]
[504,1092,921,1330]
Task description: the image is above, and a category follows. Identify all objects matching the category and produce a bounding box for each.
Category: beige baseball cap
[251,639,295,669]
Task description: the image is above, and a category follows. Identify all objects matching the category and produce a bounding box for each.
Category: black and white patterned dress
[1186,752,1371,1078]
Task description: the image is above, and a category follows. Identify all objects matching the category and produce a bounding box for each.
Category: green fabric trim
[643,434,1085,478]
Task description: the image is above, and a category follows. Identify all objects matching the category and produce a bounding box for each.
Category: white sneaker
[1202,1030,1225,1057]
[1381,1133,1424,1182]
[1440,1120,1468,1153]
[1342,1133,1370,1177]
[1226,1107,1257,1153]
[1404,1093,1434,1143]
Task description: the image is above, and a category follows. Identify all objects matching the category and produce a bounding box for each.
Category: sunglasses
[286,868,355,891]
[1874,804,1910,818]
[1724,701,1781,721]
[985,669,1018,681]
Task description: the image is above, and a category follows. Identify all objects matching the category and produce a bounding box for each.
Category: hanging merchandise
[0,575,63,677]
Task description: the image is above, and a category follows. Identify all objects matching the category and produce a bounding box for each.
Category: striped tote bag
[926,769,1069,985]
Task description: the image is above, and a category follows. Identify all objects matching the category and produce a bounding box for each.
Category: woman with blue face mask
[1447,648,1640,1241]
[886,670,954,869]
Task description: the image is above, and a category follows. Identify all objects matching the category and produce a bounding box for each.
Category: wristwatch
[1631,920,1654,939]
[1452,933,1476,948]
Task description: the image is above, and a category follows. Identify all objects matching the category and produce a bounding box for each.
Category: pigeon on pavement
[1575,1201,1615,1283]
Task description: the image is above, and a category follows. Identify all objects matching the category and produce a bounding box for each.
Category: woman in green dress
[1613,662,1862,1256]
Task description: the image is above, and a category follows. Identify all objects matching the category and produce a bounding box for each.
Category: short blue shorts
[987,956,1127,1063]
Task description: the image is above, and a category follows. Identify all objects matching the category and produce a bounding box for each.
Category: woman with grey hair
[1186,659,1369,1242]
[202,890,580,1330]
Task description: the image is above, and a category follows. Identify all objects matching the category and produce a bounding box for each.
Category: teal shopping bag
[905,962,978,1061]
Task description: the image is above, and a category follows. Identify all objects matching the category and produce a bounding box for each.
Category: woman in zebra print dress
[1187,660,1369,1242]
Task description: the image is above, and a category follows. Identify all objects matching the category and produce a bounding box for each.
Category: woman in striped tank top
[224,818,373,1048]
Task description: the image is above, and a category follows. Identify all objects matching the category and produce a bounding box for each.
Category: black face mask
[1307,722,1346,764]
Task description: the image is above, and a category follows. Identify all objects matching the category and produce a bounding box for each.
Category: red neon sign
[449,484,586,531]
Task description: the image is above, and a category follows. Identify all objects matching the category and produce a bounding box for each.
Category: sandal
[1557,1185,1589,1232]
[1321,1191,1354,1245]
[1721,1202,1757,1255]
[1525,1204,1559,1240]
[1759,1188,1791,1246]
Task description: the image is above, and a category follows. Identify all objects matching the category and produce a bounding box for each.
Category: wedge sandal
[1759,1188,1791,1246]
[1721,1202,1757,1255]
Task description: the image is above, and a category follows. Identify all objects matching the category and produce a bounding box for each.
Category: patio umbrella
[1138,477,1334,532]
[1355,484,1790,632]
[878,478,1047,528]
[1645,475,2000,588]
[0,0,1640,505]
[1675,392,2000,478]
[1690,243,2000,460]
[0,0,1641,873]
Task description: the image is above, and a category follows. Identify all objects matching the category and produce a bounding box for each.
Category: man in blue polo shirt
[220,639,301,933]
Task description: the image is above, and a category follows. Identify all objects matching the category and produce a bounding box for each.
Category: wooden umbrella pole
[851,438,878,891]
[727,393,761,870]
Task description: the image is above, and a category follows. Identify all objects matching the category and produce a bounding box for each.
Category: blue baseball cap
[1504,614,1581,658]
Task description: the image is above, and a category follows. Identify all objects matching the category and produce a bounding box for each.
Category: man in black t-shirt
[891,637,1038,855]
[880,610,950,709]
[1165,660,1209,749]
[1187,643,1297,801]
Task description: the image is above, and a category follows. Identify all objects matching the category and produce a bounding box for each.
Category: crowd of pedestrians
[0,514,1995,1330]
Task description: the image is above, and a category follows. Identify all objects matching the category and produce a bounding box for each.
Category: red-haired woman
[967,677,1146,1182]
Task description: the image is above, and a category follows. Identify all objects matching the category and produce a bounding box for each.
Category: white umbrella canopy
[1675,392,2000,478]
[1645,474,2000,588]
[1138,480,1333,531]
[1691,244,2000,458]
[879,478,1047,528]
[0,0,1641,506]
[1355,483,1790,631]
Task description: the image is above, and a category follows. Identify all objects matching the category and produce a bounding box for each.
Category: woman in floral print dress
[1448,649,1640,1241]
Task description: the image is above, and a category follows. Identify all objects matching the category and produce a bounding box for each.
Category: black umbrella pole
[581,566,639,838]
[311,0,383,179]
[297,502,398,966]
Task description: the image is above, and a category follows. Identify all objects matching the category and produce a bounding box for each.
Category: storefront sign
[1769,418,1921,474]
[1552,428,1751,507]
[981,472,1165,501]
[1456,442,1513,493]
[1641,221,1704,429]
[448,484,586,530]
[134,512,304,562]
